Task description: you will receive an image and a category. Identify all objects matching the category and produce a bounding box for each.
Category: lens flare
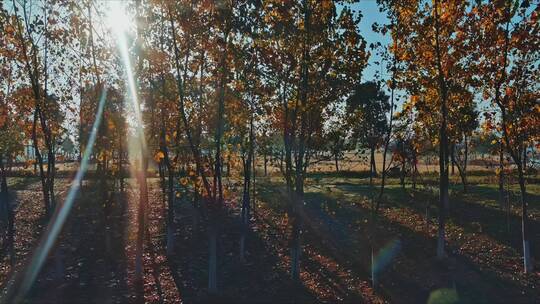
[7,88,108,302]
[372,239,401,278]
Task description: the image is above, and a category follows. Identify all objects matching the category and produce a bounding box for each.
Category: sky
[350,0,392,82]
[338,0,404,110]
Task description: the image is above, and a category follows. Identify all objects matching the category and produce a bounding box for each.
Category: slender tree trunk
[400,159,406,189]
[252,138,257,214]
[167,4,212,197]
[134,0,149,288]
[499,142,505,208]
[371,146,377,175]
[451,144,455,175]
[13,0,54,217]
[523,146,527,174]
[208,27,229,294]
[208,223,217,293]
[517,163,532,273]
[290,211,302,281]
[32,109,50,216]
[119,136,125,192]
[240,110,254,261]
[434,0,449,259]
[290,0,311,282]
[412,150,418,190]
[377,17,398,211]
[0,155,14,264]
[162,146,175,256]
[455,135,469,193]
[264,152,268,176]
[369,146,375,184]
[42,2,56,213]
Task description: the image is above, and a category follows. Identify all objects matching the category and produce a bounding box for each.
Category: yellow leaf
[154,151,165,162]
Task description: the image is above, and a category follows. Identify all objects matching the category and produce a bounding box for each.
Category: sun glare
[106,1,132,34]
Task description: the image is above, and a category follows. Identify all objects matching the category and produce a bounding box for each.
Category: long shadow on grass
[23,180,132,303]
[258,182,380,302]
[329,181,539,261]
[261,179,539,303]
[167,192,318,304]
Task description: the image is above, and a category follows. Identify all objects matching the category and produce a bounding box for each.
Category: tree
[7,0,79,217]
[448,94,478,193]
[471,0,538,273]
[324,125,350,173]
[392,0,471,258]
[261,0,368,280]
[346,81,390,183]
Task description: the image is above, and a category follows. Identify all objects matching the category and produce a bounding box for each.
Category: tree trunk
[334,153,339,173]
[290,213,301,281]
[135,157,149,284]
[412,150,418,190]
[264,152,268,176]
[499,142,505,209]
[371,146,377,175]
[455,135,469,193]
[240,169,250,261]
[0,155,14,264]
[517,164,532,273]
[376,16,397,211]
[369,146,375,185]
[434,0,449,259]
[13,1,53,217]
[208,224,218,293]
[400,160,406,189]
[252,147,256,214]
[451,144,455,175]
[32,109,50,216]
[523,145,527,174]
[240,110,254,261]
[119,136,125,192]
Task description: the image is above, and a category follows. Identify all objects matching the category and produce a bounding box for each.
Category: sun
[106,1,132,34]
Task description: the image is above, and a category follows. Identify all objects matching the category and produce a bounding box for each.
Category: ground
[0,161,538,303]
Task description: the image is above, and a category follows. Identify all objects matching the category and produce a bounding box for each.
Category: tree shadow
[21,180,132,303]
[165,189,318,304]
[327,180,539,261]
[308,192,535,303]
[261,179,539,303]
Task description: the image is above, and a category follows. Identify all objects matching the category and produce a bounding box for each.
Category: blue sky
[347,0,392,82]
[338,0,404,110]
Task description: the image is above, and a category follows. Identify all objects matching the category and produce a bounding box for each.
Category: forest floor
[0,169,539,303]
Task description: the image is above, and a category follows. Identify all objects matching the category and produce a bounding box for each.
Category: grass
[255,169,539,303]
[2,167,538,303]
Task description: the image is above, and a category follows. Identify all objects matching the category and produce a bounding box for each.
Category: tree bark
[240,108,254,261]
[377,12,398,212]
[434,0,449,259]
[0,154,14,264]
[264,152,268,176]
[517,166,532,273]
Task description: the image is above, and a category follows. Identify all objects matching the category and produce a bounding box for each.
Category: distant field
[257,151,512,175]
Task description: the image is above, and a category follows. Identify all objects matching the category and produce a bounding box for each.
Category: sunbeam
[109,1,147,157]
[107,1,150,283]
